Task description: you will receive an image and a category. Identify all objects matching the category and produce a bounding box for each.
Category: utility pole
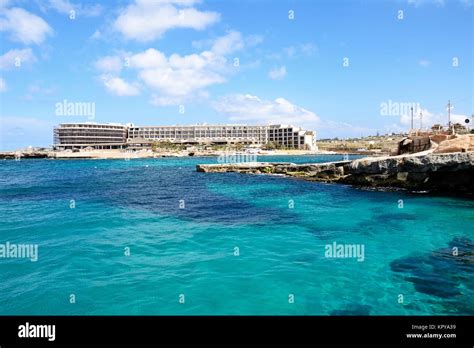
[410,106,414,134]
[447,100,451,132]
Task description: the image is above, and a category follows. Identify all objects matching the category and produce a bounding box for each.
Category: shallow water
[0,155,472,315]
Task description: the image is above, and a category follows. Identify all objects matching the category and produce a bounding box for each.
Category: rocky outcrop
[0,151,49,159]
[197,152,474,195]
[340,152,474,194]
[433,134,473,154]
[197,161,350,182]
[197,162,282,174]
[430,134,450,144]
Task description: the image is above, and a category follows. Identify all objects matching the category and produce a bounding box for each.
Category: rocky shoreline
[0,149,328,160]
[196,152,474,196]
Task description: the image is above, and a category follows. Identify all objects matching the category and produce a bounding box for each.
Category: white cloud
[129,48,168,69]
[149,90,208,106]
[95,55,124,73]
[132,43,228,102]
[210,30,244,55]
[101,75,140,96]
[268,66,287,80]
[449,113,471,124]
[419,59,430,67]
[300,43,318,56]
[284,46,296,58]
[0,0,11,9]
[150,95,183,107]
[400,107,431,126]
[22,82,55,100]
[267,43,318,61]
[0,7,53,45]
[46,0,103,17]
[0,77,6,92]
[137,54,225,98]
[0,48,37,70]
[113,0,220,42]
[246,34,264,47]
[213,94,319,125]
[399,107,468,127]
[95,31,257,105]
[283,43,317,58]
[90,30,102,40]
[192,31,260,53]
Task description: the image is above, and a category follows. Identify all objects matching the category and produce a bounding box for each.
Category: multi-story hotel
[128,124,269,145]
[53,123,317,150]
[268,125,316,149]
[53,123,128,150]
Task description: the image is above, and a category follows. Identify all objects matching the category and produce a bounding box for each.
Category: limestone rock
[434,135,473,154]
[197,152,474,195]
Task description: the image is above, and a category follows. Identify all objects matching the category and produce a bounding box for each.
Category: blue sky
[0,0,472,150]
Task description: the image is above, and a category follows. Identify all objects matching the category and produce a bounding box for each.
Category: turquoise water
[0,155,473,315]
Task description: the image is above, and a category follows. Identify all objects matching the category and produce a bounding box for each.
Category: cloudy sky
[0,0,472,150]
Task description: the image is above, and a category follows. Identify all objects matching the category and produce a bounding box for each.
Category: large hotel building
[53,123,317,150]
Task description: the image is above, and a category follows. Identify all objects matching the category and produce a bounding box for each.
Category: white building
[53,123,317,150]
[128,124,269,146]
[268,125,317,150]
[53,123,128,150]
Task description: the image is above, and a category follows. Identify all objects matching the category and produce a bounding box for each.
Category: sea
[0,155,473,315]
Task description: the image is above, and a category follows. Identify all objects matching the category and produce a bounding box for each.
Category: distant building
[128,124,268,146]
[453,123,469,134]
[53,123,317,150]
[430,123,468,135]
[267,125,317,150]
[431,124,444,133]
[53,123,128,150]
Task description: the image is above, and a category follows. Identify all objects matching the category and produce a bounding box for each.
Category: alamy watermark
[18,322,55,341]
[380,99,421,117]
[217,152,257,164]
[325,241,365,262]
[55,99,95,120]
[0,241,38,262]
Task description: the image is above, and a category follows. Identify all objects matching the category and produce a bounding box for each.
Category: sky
[0,0,472,150]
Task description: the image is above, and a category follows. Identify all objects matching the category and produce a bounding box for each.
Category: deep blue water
[0,155,473,315]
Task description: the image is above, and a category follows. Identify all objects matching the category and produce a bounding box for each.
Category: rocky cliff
[340,152,474,194]
[197,152,474,195]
